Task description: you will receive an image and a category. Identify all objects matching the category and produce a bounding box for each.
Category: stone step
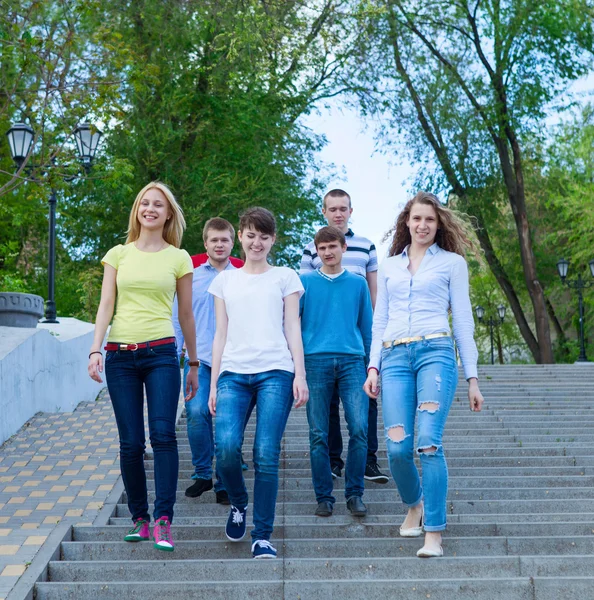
[56,535,594,559]
[45,554,594,582]
[35,577,590,600]
[122,486,594,505]
[146,466,589,480]
[115,498,594,517]
[163,456,581,469]
[107,511,594,526]
[70,521,594,544]
[147,475,594,491]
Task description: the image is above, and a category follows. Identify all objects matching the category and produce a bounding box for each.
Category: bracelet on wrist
[89,351,102,359]
[367,367,379,374]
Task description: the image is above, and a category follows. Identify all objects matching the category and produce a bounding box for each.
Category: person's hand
[88,352,103,383]
[363,369,380,399]
[468,378,484,412]
[208,390,217,416]
[293,376,309,408]
[185,366,198,402]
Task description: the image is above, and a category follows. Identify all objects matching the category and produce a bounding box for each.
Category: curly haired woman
[364,191,484,558]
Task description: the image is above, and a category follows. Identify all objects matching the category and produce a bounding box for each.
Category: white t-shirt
[208,266,304,375]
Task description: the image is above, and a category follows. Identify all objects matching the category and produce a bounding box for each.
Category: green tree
[351,0,594,363]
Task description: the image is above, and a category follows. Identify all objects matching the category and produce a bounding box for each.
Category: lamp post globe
[73,123,103,172]
[6,123,34,169]
[475,305,485,321]
[497,304,506,321]
[557,258,570,281]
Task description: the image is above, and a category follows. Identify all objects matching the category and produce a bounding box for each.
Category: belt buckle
[120,343,139,351]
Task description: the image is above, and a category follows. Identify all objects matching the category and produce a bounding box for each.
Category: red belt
[104,337,176,352]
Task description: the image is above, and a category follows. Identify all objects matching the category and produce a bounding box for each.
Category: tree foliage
[350,0,594,362]
[1,0,348,317]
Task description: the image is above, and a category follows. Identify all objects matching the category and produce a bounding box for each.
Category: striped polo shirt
[299,229,378,277]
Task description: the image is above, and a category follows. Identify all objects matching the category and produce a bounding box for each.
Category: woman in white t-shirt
[208,207,308,559]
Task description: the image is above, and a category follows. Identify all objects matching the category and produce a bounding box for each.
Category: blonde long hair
[385,191,476,257]
[125,182,186,248]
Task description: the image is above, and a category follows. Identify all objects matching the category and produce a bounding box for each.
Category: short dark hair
[323,188,351,209]
[314,226,346,248]
[239,207,276,236]
[202,217,235,243]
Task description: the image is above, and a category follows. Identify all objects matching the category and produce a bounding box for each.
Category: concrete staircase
[35,365,594,599]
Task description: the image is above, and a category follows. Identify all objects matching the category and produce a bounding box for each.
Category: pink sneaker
[153,516,174,552]
[124,518,150,542]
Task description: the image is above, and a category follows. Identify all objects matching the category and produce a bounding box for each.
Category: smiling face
[322,195,352,233]
[137,188,170,231]
[238,226,275,262]
[205,228,233,265]
[406,201,438,249]
[316,239,346,269]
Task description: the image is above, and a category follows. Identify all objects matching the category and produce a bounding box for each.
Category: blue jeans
[105,342,180,522]
[215,370,294,542]
[380,337,458,531]
[183,362,224,491]
[329,390,378,469]
[305,355,368,504]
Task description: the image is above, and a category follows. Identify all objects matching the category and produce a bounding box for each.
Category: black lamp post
[5,121,102,323]
[475,303,506,365]
[556,258,594,362]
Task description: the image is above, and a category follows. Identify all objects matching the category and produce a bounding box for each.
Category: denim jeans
[215,369,294,542]
[380,336,458,531]
[183,362,224,492]
[105,342,180,523]
[305,355,368,504]
[329,388,378,469]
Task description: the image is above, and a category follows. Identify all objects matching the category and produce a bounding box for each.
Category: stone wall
[0,318,105,445]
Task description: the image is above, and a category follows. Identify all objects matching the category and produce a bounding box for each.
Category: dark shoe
[225,505,247,542]
[252,539,277,559]
[315,501,334,517]
[364,463,389,484]
[347,496,368,517]
[185,478,213,498]
[216,490,230,505]
[331,465,342,479]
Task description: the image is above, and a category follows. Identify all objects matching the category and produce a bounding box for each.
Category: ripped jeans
[380,336,458,531]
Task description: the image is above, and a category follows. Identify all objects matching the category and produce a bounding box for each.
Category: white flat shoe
[417,545,443,558]
[399,510,424,537]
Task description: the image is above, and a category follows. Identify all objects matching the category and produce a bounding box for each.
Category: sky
[303,102,413,259]
[303,74,594,261]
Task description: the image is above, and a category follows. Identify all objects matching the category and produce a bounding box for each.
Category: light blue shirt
[369,244,478,380]
[172,260,236,366]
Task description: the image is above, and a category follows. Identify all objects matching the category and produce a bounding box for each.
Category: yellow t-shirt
[102,243,193,344]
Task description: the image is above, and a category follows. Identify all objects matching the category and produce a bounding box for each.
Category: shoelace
[231,507,244,525]
[155,519,170,541]
[128,519,145,535]
[255,540,274,551]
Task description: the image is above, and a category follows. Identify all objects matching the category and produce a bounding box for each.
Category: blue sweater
[299,270,372,360]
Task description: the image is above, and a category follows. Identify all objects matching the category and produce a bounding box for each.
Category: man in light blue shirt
[172,218,240,504]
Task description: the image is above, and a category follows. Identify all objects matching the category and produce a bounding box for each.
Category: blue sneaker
[252,539,277,559]
[225,505,247,542]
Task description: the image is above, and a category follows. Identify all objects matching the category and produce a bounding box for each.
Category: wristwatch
[188,360,200,367]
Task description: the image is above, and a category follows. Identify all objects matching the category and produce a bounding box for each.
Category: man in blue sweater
[300,226,372,518]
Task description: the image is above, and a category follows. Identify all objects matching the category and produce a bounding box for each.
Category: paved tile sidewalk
[0,388,120,599]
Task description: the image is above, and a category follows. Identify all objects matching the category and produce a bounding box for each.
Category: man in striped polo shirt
[300,189,389,484]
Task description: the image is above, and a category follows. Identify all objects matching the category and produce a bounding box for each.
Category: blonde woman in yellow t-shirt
[87,181,198,552]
